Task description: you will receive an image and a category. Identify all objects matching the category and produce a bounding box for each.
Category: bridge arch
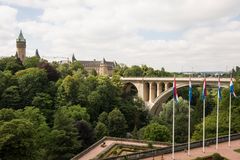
[120,77,232,115]
[123,82,138,97]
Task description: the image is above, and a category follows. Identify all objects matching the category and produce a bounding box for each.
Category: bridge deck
[121,77,233,83]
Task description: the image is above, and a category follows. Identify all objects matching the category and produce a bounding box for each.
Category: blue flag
[189,78,192,103]
[218,77,222,100]
[230,78,236,97]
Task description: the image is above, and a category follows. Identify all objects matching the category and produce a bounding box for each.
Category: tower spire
[17,30,26,42]
[35,49,40,58]
[72,53,76,62]
[16,30,26,62]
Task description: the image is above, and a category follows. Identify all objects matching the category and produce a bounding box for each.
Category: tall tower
[99,58,109,76]
[16,30,26,62]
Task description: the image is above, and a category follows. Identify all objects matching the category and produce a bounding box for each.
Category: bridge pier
[164,82,170,91]
[157,82,163,97]
[149,82,157,103]
[143,82,149,101]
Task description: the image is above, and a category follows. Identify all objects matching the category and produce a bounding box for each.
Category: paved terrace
[102,134,240,160]
[144,139,240,160]
[71,137,169,160]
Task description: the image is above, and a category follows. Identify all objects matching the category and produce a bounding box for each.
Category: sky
[0,0,240,72]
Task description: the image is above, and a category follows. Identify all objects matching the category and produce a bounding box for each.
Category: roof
[79,60,116,69]
[16,30,26,42]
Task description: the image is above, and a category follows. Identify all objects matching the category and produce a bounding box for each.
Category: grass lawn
[234,148,240,153]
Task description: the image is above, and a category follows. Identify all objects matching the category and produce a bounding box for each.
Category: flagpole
[202,76,206,153]
[228,91,231,147]
[188,76,191,156]
[172,98,175,159]
[216,87,219,149]
[203,98,205,153]
[188,96,191,156]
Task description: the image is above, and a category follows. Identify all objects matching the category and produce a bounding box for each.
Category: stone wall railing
[71,136,170,160]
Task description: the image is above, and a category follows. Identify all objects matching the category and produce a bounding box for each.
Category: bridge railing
[101,133,240,160]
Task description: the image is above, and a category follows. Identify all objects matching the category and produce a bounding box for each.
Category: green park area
[194,153,228,160]
[1,56,240,159]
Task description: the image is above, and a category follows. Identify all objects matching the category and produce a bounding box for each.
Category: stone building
[72,54,116,76]
[16,30,26,62]
[14,31,116,76]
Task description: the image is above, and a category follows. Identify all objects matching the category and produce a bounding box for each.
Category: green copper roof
[16,30,26,42]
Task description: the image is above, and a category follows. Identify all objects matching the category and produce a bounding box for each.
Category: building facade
[72,54,116,76]
[14,31,116,76]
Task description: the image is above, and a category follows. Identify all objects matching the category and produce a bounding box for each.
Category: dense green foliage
[139,122,170,141]
[0,56,150,159]
[113,64,172,77]
[1,56,240,159]
[195,153,227,160]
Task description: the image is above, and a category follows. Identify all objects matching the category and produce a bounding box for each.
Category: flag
[202,78,207,100]
[230,78,236,97]
[189,77,192,103]
[218,77,222,100]
[173,77,178,103]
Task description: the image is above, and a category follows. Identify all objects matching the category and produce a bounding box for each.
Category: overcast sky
[0,0,240,72]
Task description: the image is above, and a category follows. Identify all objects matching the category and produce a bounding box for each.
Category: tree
[17,107,51,157]
[87,91,102,119]
[75,120,95,149]
[64,105,90,122]
[86,76,121,121]
[119,97,150,131]
[70,61,84,73]
[0,119,39,160]
[97,112,109,125]
[23,56,40,68]
[0,56,24,73]
[123,65,143,77]
[108,108,128,137]
[192,106,239,141]
[56,75,88,106]
[47,129,80,160]
[95,76,121,112]
[38,61,60,81]
[47,107,81,160]
[0,71,17,96]
[32,93,53,109]
[140,123,170,142]
[32,93,55,125]
[0,86,21,109]
[212,153,225,160]
[57,63,71,78]
[113,63,128,76]
[16,68,49,105]
[95,122,109,140]
[90,69,97,76]
[0,108,17,122]
[158,97,193,143]
[0,71,8,96]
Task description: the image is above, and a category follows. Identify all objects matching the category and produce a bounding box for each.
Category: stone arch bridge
[121,77,232,115]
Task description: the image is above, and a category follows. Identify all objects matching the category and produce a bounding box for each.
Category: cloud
[1,0,240,71]
[0,5,18,55]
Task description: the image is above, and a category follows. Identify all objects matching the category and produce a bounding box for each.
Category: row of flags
[173,77,236,103]
[172,76,236,159]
